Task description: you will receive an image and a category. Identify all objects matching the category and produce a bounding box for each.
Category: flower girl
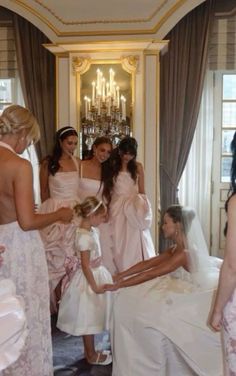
[57,196,113,365]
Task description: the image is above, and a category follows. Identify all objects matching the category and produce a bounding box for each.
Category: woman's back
[0,146,31,224]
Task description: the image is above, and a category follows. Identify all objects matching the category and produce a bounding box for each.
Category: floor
[52,315,112,376]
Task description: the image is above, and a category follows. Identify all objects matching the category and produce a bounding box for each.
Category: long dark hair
[224,131,236,235]
[44,126,78,175]
[103,137,138,205]
[85,136,113,201]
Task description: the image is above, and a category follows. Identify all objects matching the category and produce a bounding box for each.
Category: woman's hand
[112,273,122,283]
[0,245,5,267]
[209,310,222,332]
[104,283,120,291]
[57,207,73,223]
[93,284,106,294]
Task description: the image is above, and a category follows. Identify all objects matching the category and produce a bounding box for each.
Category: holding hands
[104,283,120,291]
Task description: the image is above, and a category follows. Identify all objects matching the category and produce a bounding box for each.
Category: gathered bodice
[49,172,80,201]
[79,177,103,201]
[112,171,138,199]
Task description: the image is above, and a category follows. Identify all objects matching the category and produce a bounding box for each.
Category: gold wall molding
[33,0,168,26]
[121,55,139,74]
[9,0,191,37]
[72,57,91,75]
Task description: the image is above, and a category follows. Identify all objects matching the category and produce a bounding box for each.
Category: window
[221,74,236,182]
[0,77,40,205]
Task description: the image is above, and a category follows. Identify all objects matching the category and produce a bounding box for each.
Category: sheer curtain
[178,71,214,248]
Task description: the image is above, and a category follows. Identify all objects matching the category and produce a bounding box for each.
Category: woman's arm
[14,159,72,230]
[0,245,5,267]
[137,162,145,194]
[39,159,50,202]
[114,250,171,281]
[80,251,105,294]
[109,249,187,290]
[210,195,236,331]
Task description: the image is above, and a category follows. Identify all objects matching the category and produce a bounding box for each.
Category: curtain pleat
[159,0,215,248]
[13,15,56,160]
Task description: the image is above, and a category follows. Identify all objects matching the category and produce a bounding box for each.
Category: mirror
[80,63,132,159]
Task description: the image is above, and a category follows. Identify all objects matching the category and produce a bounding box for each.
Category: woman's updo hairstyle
[0,105,40,143]
[74,196,106,218]
[165,205,195,234]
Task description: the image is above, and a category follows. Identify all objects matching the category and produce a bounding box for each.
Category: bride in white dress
[106,205,223,376]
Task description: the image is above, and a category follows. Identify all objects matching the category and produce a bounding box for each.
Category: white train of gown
[112,262,223,376]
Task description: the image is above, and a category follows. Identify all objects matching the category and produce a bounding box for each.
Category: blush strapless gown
[109,171,156,272]
[39,170,80,312]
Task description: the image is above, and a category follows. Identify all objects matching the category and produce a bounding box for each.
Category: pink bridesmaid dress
[109,171,156,272]
[39,158,80,312]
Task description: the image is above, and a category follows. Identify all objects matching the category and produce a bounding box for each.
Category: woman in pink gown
[104,137,155,273]
[39,126,81,313]
[79,137,116,273]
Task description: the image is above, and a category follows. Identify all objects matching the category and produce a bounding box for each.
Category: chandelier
[81,67,131,156]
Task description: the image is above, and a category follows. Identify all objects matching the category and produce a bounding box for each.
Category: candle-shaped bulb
[92,81,95,105]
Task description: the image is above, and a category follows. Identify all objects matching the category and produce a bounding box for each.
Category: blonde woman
[0,105,73,376]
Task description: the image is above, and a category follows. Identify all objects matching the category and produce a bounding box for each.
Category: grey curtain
[159,0,215,222]
[13,14,56,160]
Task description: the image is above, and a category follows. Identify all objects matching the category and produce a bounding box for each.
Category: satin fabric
[39,169,80,312]
[0,279,27,372]
[57,228,113,336]
[109,171,156,272]
[112,264,223,376]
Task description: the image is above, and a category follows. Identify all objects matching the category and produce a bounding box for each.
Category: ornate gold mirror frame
[72,56,138,159]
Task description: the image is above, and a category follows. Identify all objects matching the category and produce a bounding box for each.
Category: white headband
[86,201,104,217]
[59,127,77,138]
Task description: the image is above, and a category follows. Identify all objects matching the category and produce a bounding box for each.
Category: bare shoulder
[40,158,49,169]
[136,161,144,172]
[228,194,236,209]
[81,159,91,167]
[14,157,32,174]
[75,156,81,167]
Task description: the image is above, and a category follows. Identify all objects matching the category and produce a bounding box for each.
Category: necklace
[0,141,16,154]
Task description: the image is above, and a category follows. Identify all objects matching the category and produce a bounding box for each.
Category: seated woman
[106,205,223,376]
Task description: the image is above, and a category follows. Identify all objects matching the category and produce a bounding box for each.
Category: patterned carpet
[51,315,112,376]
